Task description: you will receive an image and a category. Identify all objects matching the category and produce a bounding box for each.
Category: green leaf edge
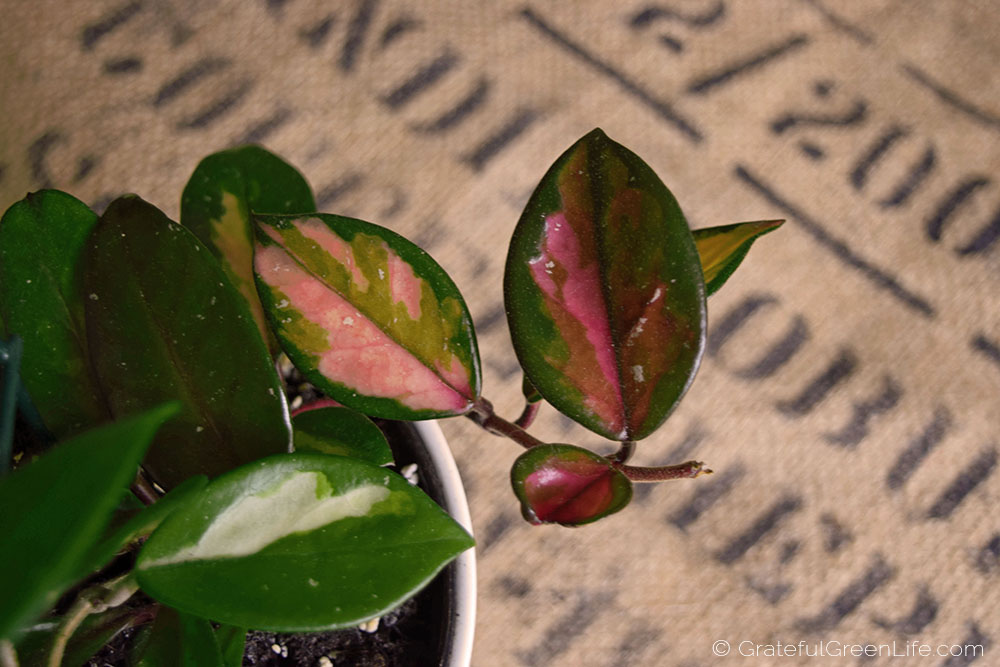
[0,403,178,641]
[694,220,783,296]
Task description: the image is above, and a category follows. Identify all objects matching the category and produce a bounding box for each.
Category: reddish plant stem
[467,399,712,481]
[610,440,635,464]
[513,401,541,429]
[130,468,160,506]
[613,459,712,482]
[466,398,546,449]
[290,397,343,418]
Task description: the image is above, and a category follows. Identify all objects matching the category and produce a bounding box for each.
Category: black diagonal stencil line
[902,63,1000,133]
[734,165,937,318]
[927,446,998,520]
[686,34,810,94]
[81,0,144,51]
[972,334,1000,373]
[798,0,875,46]
[519,7,704,143]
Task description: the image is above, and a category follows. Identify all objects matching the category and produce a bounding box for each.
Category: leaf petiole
[609,440,635,464]
[612,459,712,483]
[0,639,18,667]
[130,468,161,506]
[47,572,139,667]
[513,401,541,430]
[466,398,546,449]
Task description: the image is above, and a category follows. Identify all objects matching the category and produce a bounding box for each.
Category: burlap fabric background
[2,1,999,665]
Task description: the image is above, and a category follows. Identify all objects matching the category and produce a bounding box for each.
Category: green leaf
[1,336,23,473]
[254,213,481,420]
[136,452,474,631]
[82,475,208,578]
[521,375,542,404]
[180,146,316,349]
[504,129,707,441]
[0,190,107,436]
[214,624,246,667]
[292,406,393,465]
[0,404,177,641]
[83,196,291,489]
[693,220,783,296]
[510,444,632,526]
[135,606,222,667]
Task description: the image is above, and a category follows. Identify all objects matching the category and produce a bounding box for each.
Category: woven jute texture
[3,1,999,665]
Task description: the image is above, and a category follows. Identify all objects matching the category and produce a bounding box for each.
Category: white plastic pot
[391,421,476,667]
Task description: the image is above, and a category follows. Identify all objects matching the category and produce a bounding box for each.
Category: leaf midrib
[117,225,228,448]
[584,143,631,437]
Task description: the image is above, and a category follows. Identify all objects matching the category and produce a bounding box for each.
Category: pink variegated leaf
[504,129,706,441]
[254,214,481,421]
[180,146,316,352]
[510,444,632,526]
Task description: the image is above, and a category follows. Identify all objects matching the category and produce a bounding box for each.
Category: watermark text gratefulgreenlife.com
[711,639,985,659]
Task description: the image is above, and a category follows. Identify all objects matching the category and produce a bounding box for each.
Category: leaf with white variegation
[254,213,481,420]
[505,129,706,441]
[693,220,783,296]
[136,453,474,631]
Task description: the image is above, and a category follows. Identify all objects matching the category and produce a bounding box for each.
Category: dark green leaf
[84,196,290,489]
[504,129,706,441]
[181,146,316,349]
[0,404,177,641]
[1,336,22,473]
[292,406,393,465]
[510,444,632,526]
[135,606,222,667]
[521,375,542,404]
[214,624,246,667]
[136,452,474,631]
[0,190,107,436]
[254,213,481,420]
[693,220,783,296]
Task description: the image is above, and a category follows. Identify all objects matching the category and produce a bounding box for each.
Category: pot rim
[412,420,476,667]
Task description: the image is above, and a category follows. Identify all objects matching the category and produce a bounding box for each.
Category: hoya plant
[0,129,780,664]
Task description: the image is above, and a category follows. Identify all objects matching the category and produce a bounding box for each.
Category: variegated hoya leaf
[510,444,632,526]
[505,129,707,441]
[254,213,481,420]
[693,219,783,296]
[180,146,316,349]
[136,453,474,631]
